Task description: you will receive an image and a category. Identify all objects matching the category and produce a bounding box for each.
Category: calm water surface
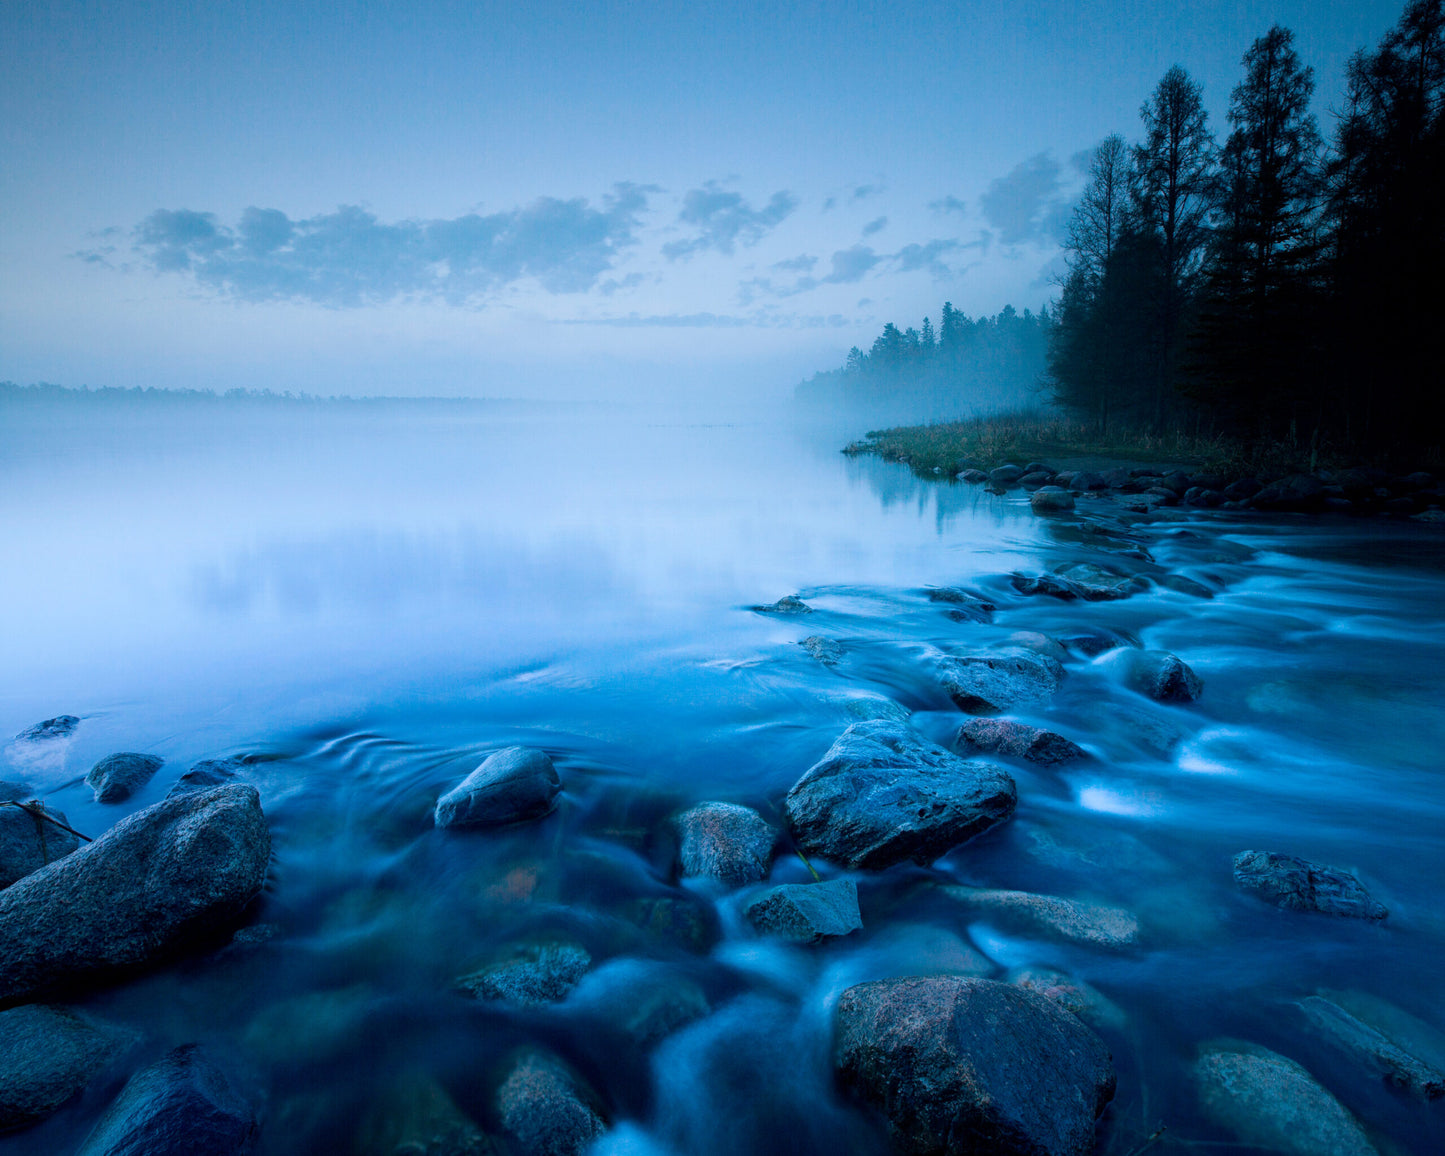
[2,399,1443,1154]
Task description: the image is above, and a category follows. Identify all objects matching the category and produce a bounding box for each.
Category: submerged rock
[1121,649,1204,703]
[456,942,592,1007]
[1298,994,1445,1100]
[14,716,80,742]
[936,648,1065,713]
[167,758,241,799]
[0,785,271,1005]
[0,800,81,889]
[1007,967,1126,1031]
[1233,850,1388,920]
[435,747,561,829]
[749,594,812,615]
[1194,1042,1376,1156]
[566,959,711,1046]
[0,1005,138,1132]
[744,879,862,943]
[496,1050,606,1156]
[77,1045,258,1156]
[784,720,1016,870]
[86,753,163,804]
[1030,487,1076,514]
[953,718,1085,766]
[834,976,1115,1156]
[675,802,774,886]
[801,635,843,666]
[353,1071,499,1155]
[940,887,1140,950]
[1054,563,1143,601]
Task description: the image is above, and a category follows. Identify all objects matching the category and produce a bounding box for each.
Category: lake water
[3,397,1444,1154]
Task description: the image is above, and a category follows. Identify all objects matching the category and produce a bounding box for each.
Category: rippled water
[2,398,1443,1154]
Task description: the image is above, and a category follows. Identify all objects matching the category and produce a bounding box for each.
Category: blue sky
[0,0,1411,399]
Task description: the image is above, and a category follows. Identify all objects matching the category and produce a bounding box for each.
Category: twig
[0,800,93,842]
[795,849,821,881]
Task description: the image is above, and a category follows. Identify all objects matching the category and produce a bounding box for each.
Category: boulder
[989,464,1024,486]
[76,1045,258,1156]
[435,748,561,829]
[0,785,271,1005]
[675,802,774,886]
[749,594,812,615]
[0,1005,137,1132]
[744,879,862,943]
[167,758,240,799]
[14,716,79,742]
[1233,850,1387,920]
[86,753,164,804]
[0,783,27,804]
[1071,471,1107,491]
[1160,573,1214,598]
[1194,1042,1376,1156]
[1298,994,1445,1100]
[1223,477,1263,500]
[1030,487,1076,514]
[496,1050,605,1156]
[939,887,1140,950]
[1122,649,1203,702]
[1019,471,1054,488]
[1024,462,1053,475]
[958,469,989,484]
[1248,474,1326,512]
[834,976,1115,1156]
[1010,572,1082,600]
[565,959,711,1046]
[0,800,81,889]
[936,648,1064,713]
[801,635,843,666]
[1054,563,1142,601]
[456,942,592,1007]
[784,721,1015,870]
[1007,968,1127,1031]
[1160,470,1192,493]
[953,718,1084,765]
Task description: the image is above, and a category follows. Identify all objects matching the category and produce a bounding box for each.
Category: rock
[0,799,81,889]
[1054,563,1142,601]
[1071,471,1107,491]
[861,924,994,978]
[0,1005,137,1132]
[0,785,271,1005]
[750,594,812,615]
[14,716,79,742]
[1160,573,1214,598]
[456,942,592,1007]
[1024,462,1053,475]
[744,879,862,943]
[0,783,27,804]
[936,647,1064,713]
[1010,572,1082,600]
[167,758,241,799]
[989,464,1024,486]
[435,748,561,829]
[940,887,1140,949]
[958,469,988,484]
[86,753,163,804]
[675,802,773,886]
[76,1045,258,1156]
[801,636,843,666]
[243,985,375,1068]
[1224,477,1263,500]
[1298,994,1445,1100]
[1233,850,1387,920]
[1122,649,1203,702]
[566,959,711,1046]
[1194,1042,1376,1156]
[1145,486,1179,506]
[1248,473,1326,512]
[1057,629,1132,658]
[353,1072,499,1155]
[784,720,1015,870]
[925,587,995,610]
[623,894,720,953]
[1160,470,1192,493]
[1003,630,1068,663]
[1007,968,1126,1031]
[1030,487,1076,514]
[1019,471,1054,488]
[953,718,1085,766]
[496,1050,605,1156]
[834,976,1115,1156]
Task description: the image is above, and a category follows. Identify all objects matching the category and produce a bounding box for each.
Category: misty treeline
[795,304,1052,417]
[1054,0,1444,456]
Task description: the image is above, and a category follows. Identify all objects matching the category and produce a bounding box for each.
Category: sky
[0,0,1413,400]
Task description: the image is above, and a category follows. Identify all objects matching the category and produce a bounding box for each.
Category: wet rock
[1008,967,1126,1031]
[801,635,843,666]
[14,716,79,742]
[953,718,1084,766]
[496,1050,605,1156]
[1030,487,1076,514]
[1011,571,1082,600]
[1160,573,1214,598]
[1024,462,1053,475]
[1248,474,1326,512]
[456,942,592,1007]
[989,464,1024,486]
[744,879,862,943]
[925,587,995,609]
[0,799,81,889]
[675,802,773,886]
[1195,1042,1376,1156]
[1298,994,1445,1100]
[1233,850,1388,920]
[0,783,28,804]
[566,959,710,1046]
[958,469,988,484]
[76,1045,258,1156]
[353,1072,499,1155]
[167,758,241,799]
[1055,562,1143,600]
[623,894,720,953]
[861,924,994,978]
[435,747,561,829]
[1057,629,1133,657]
[1122,649,1203,703]
[1019,471,1054,488]
[784,720,1016,870]
[1004,630,1068,663]
[1224,477,1263,500]
[750,594,812,615]
[834,976,1115,1156]
[940,887,1140,949]
[936,647,1064,713]
[243,985,375,1067]
[86,753,163,804]
[0,1005,138,1132]
[0,785,271,1005]
[1160,470,1192,493]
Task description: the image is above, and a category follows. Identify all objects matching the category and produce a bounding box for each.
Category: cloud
[127,184,652,306]
[892,239,960,277]
[851,184,883,201]
[862,216,888,237]
[822,245,880,283]
[772,254,817,273]
[597,272,646,296]
[979,153,1067,246]
[660,181,798,259]
[567,310,846,329]
[929,195,967,215]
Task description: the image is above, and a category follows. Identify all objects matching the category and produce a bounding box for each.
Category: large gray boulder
[1233,850,1387,920]
[14,716,80,742]
[0,800,81,889]
[496,1050,605,1156]
[86,753,163,804]
[936,648,1064,713]
[0,785,271,1005]
[0,1005,138,1132]
[1122,650,1203,703]
[1029,487,1075,514]
[744,879,862,943]
[953,718,1084,765]
[675,802,774,886]
[77,1045,258,1156]
[784,721,1016,870]
[834,976,1115,1156]
[435,747,560,829]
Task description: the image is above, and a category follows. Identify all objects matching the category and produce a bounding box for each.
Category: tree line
[1052,0,1444,456]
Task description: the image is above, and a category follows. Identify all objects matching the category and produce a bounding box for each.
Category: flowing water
[2,396,1443,1154]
